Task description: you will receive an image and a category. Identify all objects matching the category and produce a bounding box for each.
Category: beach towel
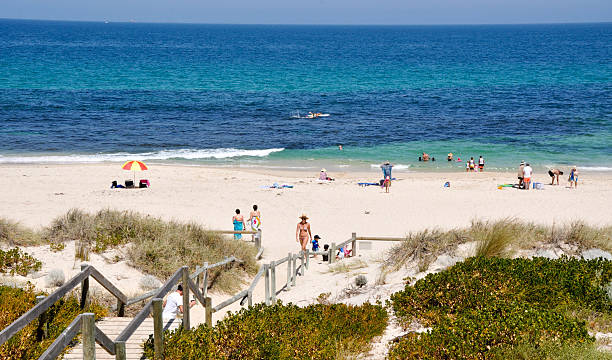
[250,216,261,230]
[233,219,243,240]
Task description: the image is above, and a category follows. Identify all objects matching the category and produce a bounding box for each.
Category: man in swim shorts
[296,214,312,251]
[447,152,453,161]
[522,163,533,190]
[478,156,485,172]
[548,169,564,185]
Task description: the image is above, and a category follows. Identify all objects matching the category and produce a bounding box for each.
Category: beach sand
[1,163,611,342]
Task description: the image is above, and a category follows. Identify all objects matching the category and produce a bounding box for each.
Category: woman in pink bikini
[296,214,312,251]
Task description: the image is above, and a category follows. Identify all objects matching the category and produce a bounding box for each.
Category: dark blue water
[0,20,610,170]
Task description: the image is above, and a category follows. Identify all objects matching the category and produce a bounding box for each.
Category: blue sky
[2,0,611,24]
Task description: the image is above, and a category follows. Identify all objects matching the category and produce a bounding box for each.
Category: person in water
[232,209,246,240]
[422,152,430,161]
[548,169,564,185]
[338,145,343,150]
[447,152,453,161]
[296,214,312,252]
[569,166,579,188]
[248,205,261,240]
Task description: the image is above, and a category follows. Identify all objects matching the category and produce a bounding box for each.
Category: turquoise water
[0,20,610,171]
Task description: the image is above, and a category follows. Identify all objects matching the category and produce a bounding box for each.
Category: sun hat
[321,168,326,172]
[520,161,525,165]
[384,160,390,164]
[299,213,308,219]
[314,235,321,239]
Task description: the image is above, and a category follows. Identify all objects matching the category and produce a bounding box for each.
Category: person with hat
[517,161,525,188]
[380,161,393,180]
[162,284,195,323]
[312,234,321,257]
[319,168,333,181]
[296,214,312,251]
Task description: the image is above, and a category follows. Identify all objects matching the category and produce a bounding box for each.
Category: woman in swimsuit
[248,204,261,241]
[296,214,312,251]
[232,209,246,240]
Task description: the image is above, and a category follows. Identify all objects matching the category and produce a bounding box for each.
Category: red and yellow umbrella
[121,160,148,183]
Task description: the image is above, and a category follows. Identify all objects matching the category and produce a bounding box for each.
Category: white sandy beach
[1,163,611,356]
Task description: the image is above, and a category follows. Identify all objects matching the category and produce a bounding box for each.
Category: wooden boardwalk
[63,317,180,360]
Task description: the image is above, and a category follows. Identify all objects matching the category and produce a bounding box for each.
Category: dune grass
[385,219,612,272]
[0,218,41,246]
[41,209,258,293]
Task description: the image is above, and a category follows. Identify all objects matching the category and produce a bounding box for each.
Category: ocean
[0,19,611,172]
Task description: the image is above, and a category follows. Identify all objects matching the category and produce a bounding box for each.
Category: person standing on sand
[248,205,261,241]
[381,161,393,180]
[232,209,246,240]
[478,156,485,172]
[523,163,533,190]
[469,157,475,172]
[296,214,312,251]
[518,161,525,188]
[569,166,579,188]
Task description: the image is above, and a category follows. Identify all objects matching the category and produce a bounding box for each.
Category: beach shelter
[121,160,148,184]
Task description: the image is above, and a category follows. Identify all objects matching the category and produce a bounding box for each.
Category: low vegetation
[388,257,612,359]
[37,209,258,292]
[0,248,42,276]
[0,218,40,246]
[385,218,612,272]
[143,302,388,359]
[0,285,107,359]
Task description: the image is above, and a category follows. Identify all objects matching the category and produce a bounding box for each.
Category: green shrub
[43,209,258,292]
[0,248,42,276]
[388,257,612,359]
[492,340,611,360]
[0,285,107,359]
[143,302,388,359]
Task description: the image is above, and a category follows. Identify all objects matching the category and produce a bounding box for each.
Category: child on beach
[312,235,321,254]
[569,167,579,188]
[383,176,391,193]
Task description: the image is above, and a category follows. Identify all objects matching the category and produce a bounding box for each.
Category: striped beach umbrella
[121,160,148,184]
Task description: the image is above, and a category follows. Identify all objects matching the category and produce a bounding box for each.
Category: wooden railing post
[255,229,262,249]
[195,265,200,292]
[152,298,164,360]
[35,295,48,341]
[291,255,297,287]
[81,313,95,360]
[202,263,209,298]
[80,264,90,309]
[182,267,190,330]
[264,263,271,305]
[305,249,310,270]
[115,341,126,360]
[205,297,212,327]
[351,232,357,257]
[270,260,276,303]
[286,252,292,290]
[329,243,336,264]
[299,252,305,276]
[247,289,253,306]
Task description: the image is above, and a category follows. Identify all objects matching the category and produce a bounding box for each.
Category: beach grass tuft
[385,219,612,272]
[42,209,258,293]
[0,218,41,246]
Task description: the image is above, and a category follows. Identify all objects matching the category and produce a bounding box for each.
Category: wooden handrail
[116,266,184,343]
[211,230,258,235]
[0,267,91,346]
[37,314,84,360]
[355,236,406,241]
[212,290,249,313]
[89,267,128,304]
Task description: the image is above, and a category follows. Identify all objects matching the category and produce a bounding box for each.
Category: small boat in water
[290,111,330,119]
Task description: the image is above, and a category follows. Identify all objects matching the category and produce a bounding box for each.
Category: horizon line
[1,17,611,27]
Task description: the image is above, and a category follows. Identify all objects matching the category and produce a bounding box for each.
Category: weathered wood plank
[355,236,406,241]
[212,290,248,313]
[0,267,90,346]
[186,278,206,305]
[115,267,182,342]
[94,325,116,355]
[90,267,128,304]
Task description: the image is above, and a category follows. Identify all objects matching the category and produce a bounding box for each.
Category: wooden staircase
[63,317,180,360]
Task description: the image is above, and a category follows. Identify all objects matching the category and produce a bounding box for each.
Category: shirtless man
[548,169,564,185]
[422,152,430,161]
[296,214,312,251]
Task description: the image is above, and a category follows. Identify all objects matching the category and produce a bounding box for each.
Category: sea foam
[0,148,285,164]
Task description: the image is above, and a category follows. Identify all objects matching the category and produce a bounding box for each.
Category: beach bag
[125,180,134,188]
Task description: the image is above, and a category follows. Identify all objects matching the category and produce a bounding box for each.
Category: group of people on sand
[465,156,485,172]
[517,161,579,190]
[232,205,261,240]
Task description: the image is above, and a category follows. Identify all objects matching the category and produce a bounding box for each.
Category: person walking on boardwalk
[296,214,312,252]
[232,209,246,240]
[248,204,261,241]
